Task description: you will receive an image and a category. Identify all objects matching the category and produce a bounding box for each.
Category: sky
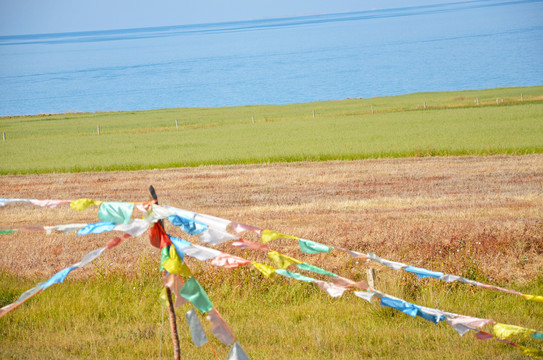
[0,0,457,36]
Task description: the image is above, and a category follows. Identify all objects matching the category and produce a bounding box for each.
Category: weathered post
[252,116,254,124]
[371,105,374,115]
[149,185,181,360]
[2,132,5,142]
[367,268,376,289]
[312,110,315,118]
[97,125,101,136]
[175,120,179,129]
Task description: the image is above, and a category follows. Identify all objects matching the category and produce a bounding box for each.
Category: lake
[0,0,542,116]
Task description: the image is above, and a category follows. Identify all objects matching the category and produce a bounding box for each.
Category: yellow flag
[261,229,298,243]
[70,198,102,211]
[251,262,276,277]
[159,288,169,307]
[163,246,192,277]
[523,294,543,303]
[520,346,543,359]
[267,251,302,269]
[494,323,535,339]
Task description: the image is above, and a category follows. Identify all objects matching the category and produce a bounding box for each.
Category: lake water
[0,0,542,116]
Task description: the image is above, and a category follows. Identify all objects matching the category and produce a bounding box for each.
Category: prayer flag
[45,223,87,234]
[230,222,262,235]
[267,251,301,269]
[180,277,214,314]
[194,213,231,231]
[163,206,197,219]
[261,229,298,243]
[211,253,251,269]
[520,346,543,358]
[332,276,368,289]
[77,222,116,236]
[207,308,236,346]
[368,253,406,270]
[296,263,337,277]
[29,199,71,208]
[231,239,270,251]
[169,236,191,257]
[148,222,171,249]
[494,323,538,340]
[162,246,192,277]
[199,227,239,245]
[314,280,346,297]
[446,319,476,337]
[354,290,376,302]
[404,265,444,279]
[523,294,543,303]
[185,308,209,347]
[0,229,17,235]
[183,245,222,261]
[298,238,332,254]
[251,262,276,277]
[98,201,134,224]
[227,341,250,360]
[159,288,169,307]
[275,269,316,283]
[168,215,208,235]
[113,219,149,236]
[70,198,102,211]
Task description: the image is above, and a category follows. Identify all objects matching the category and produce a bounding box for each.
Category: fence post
[2,132,5,142]
[367,268,376,289]
[149,185,180,360]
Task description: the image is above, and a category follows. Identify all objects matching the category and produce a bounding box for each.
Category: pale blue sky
[0,0,456,36]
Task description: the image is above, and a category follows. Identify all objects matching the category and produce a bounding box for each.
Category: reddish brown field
[1,155,542,284]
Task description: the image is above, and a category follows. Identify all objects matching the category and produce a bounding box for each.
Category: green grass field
[1,86,542,174]
[1,263,542,359]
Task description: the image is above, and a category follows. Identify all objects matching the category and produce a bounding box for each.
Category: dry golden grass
[1,154,542,286]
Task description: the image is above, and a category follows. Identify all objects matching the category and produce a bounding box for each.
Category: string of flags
[0,197,541,359]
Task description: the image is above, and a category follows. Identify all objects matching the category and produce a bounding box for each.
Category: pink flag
[211,253,251,269]
[207,308,235,346]
[231,239,270,251]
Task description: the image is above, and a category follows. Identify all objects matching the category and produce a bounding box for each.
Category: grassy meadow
[1,266,542,359]
[0,86,542,174]
[1,87,543,359]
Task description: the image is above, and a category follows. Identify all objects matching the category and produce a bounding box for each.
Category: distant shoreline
[2,85,542,119]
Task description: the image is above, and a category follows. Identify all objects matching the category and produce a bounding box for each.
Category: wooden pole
[97,125,100,136]
[2,132,5,142]
[371,105,374,115]
[149,186,180,360]
[476,97,479,105]
[521,94,523,102]
[252,116,254,124]
[312,110,315,118]
[175,120,179,129]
